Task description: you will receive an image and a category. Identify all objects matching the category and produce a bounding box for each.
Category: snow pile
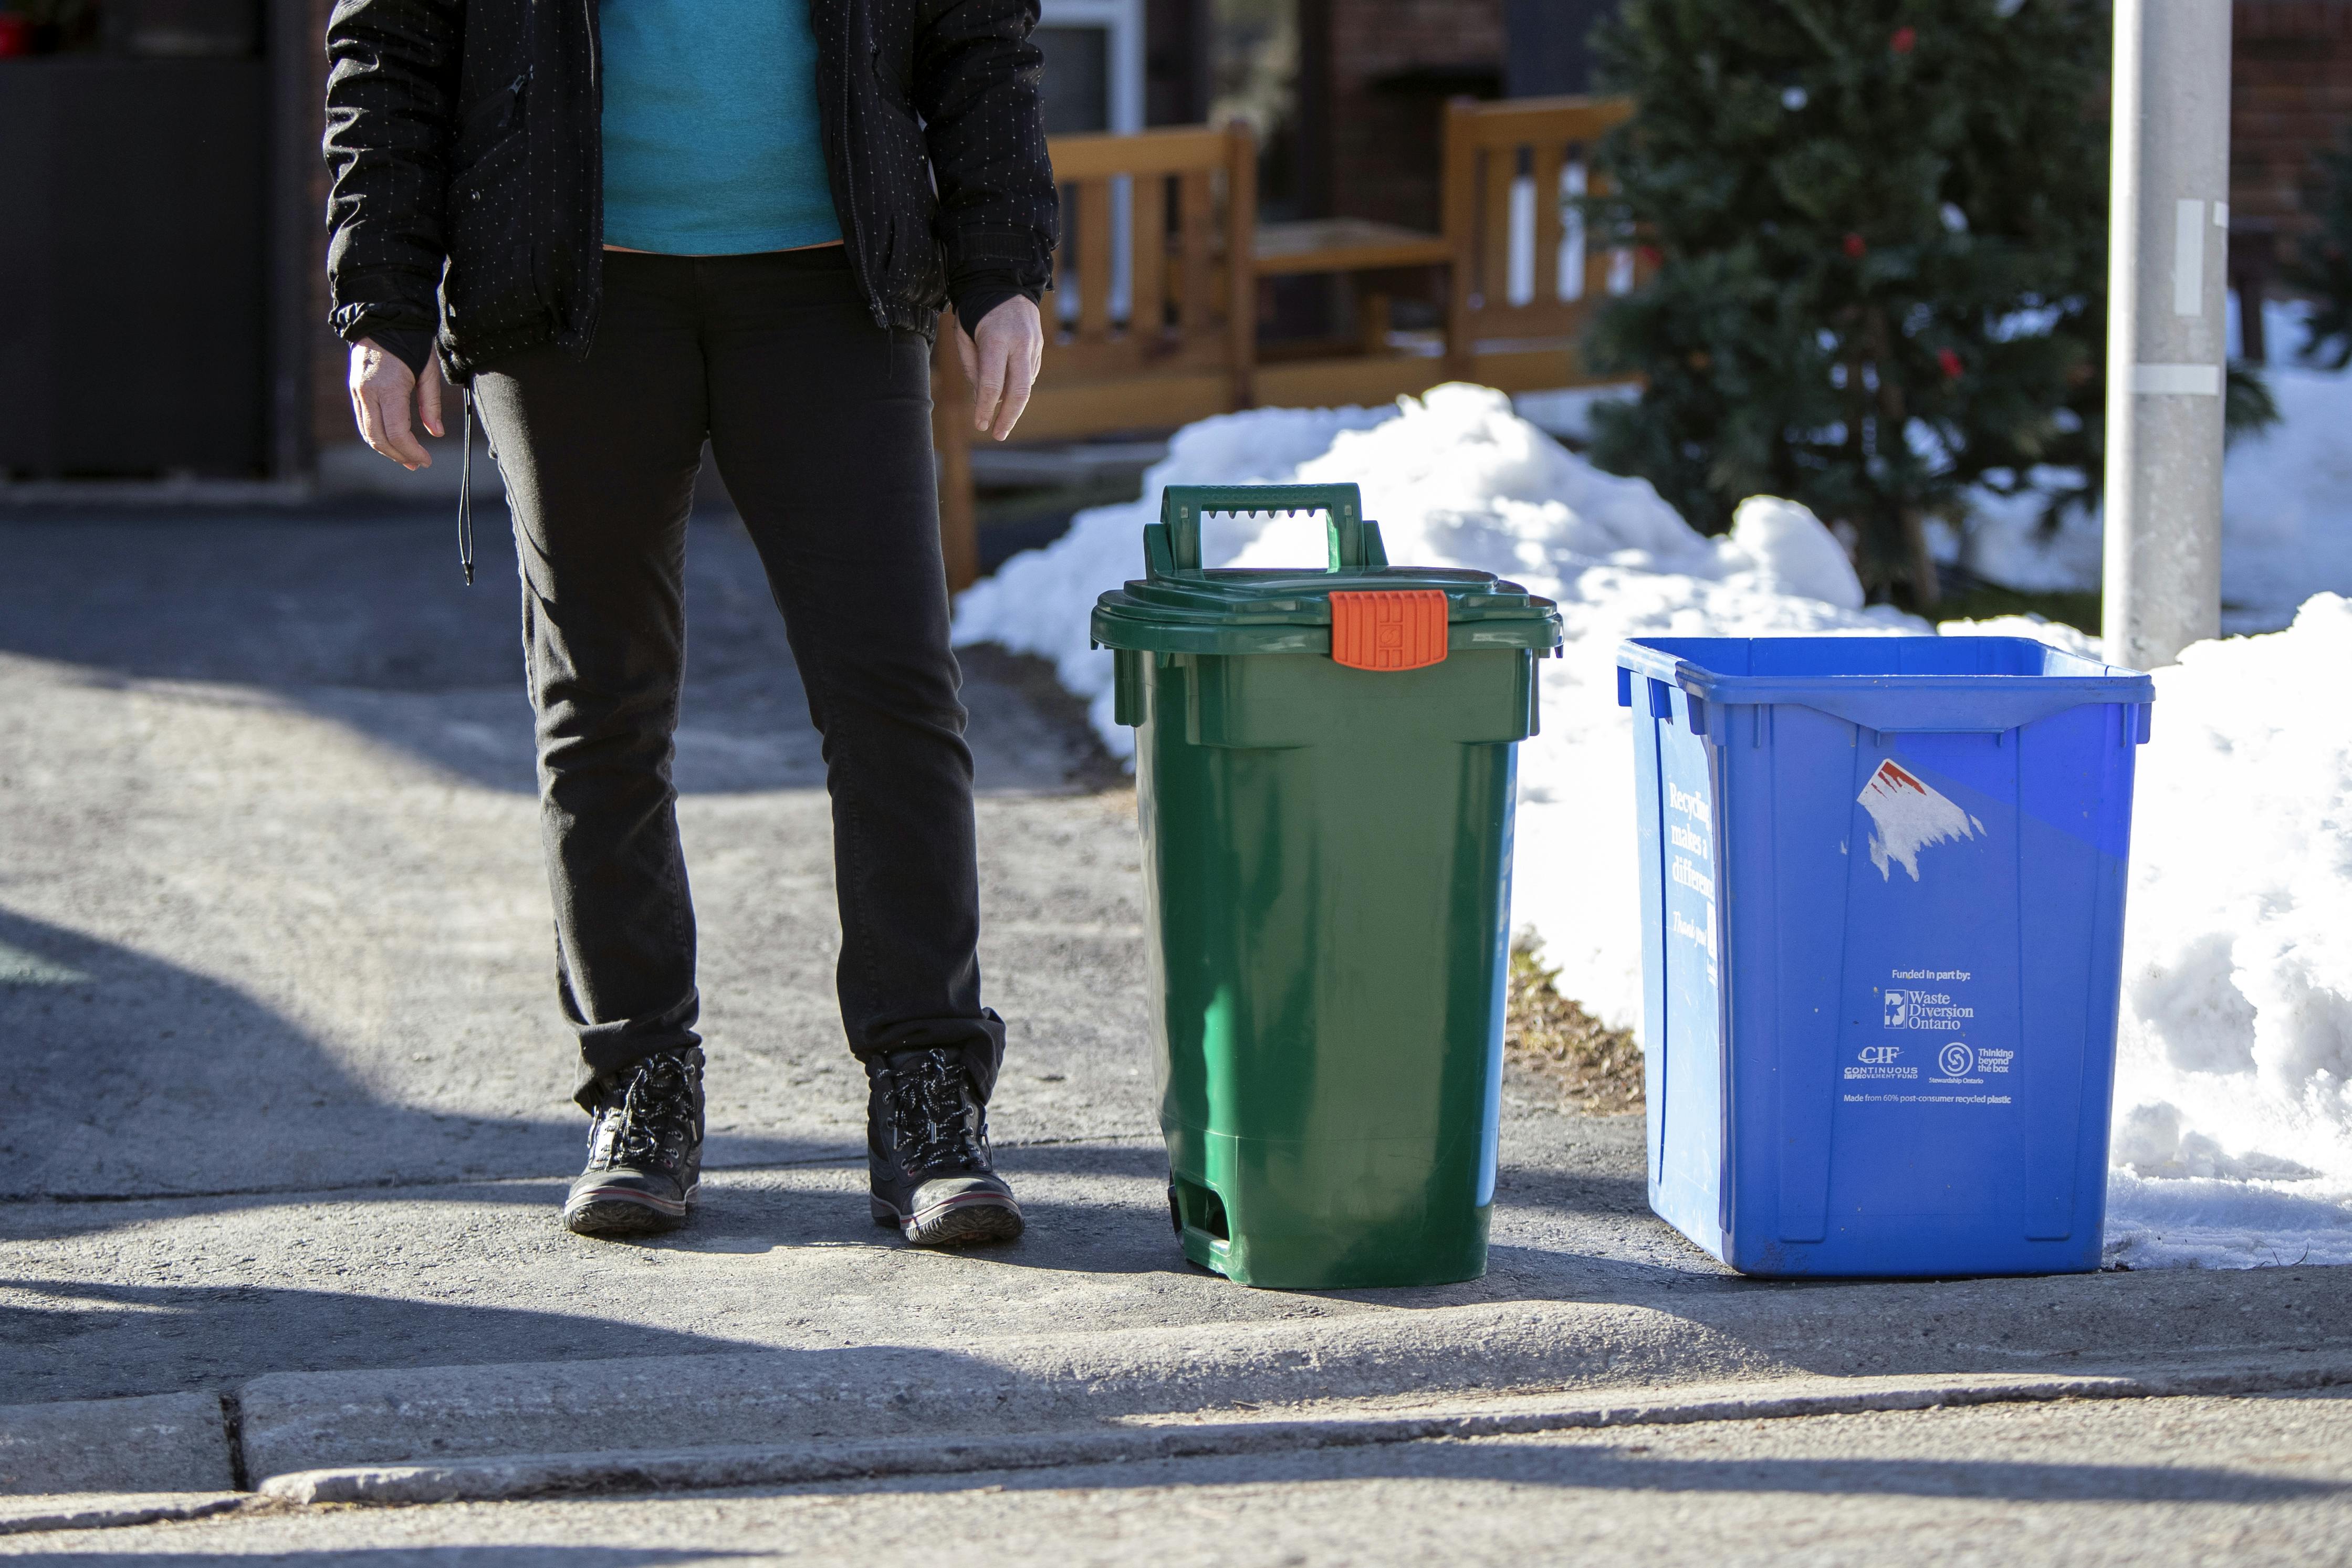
[1964,302,2352,631]
[954,383,2352,1269]
[2098,595,2352,1268]
[952,402,1386,746]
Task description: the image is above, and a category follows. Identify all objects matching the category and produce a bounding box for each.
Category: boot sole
[564,1184,694,1237]
[873,1193,1025,1247]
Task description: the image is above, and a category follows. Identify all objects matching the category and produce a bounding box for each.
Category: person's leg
[696,248,1017,1245]
[698,249,993,1070]
[470,252,712,1173]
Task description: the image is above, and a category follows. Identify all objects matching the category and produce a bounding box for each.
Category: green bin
[1091,483,1563,1288]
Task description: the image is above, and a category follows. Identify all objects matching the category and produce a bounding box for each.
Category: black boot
[564,1047,704,1236]
[867,1047,1023,1246]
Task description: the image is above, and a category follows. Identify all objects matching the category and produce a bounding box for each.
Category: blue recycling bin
[1615,635,2155,1278]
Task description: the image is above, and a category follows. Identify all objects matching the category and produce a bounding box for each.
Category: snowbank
[2097,596,2352,1268]
[952,402,1388,754]
[1965,301,2352,631]
[954,383,2352,1270]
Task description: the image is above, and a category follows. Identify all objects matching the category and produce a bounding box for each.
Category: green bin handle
[1149,484,1384,578]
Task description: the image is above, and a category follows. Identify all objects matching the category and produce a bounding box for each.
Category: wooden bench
[932,124,1256,589]
[1441,93,1640,392]
[931,97,1644,590]
[1247,216,1458,411]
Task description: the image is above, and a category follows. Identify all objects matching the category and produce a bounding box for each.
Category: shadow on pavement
[628,1136,1728,1299]
[0,512,1106,796]
[0,1280,773,1408]
[840,1440,2349,1505]
[605,1188,1182,1281]
[1489,1164,1655,1219]
[0,909,830,1219]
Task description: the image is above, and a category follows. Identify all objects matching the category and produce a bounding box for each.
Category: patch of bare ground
[1505,940,1643,1113]
[957,641,1131,791]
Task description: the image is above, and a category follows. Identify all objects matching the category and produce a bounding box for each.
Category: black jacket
[324,0,1056,379]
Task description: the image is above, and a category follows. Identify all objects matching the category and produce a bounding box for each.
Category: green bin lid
[1089,485,1564,658]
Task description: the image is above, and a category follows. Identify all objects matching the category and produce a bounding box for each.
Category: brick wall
[1322,0,1506,231]
[2233,1,2352,238]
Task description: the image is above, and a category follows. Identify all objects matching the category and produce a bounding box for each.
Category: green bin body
[1092,485,1562,1288]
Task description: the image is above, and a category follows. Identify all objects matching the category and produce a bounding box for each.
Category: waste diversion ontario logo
[1881,984,1974,1031]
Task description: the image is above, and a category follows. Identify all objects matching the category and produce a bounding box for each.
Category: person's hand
[348,338,445,469]
[956,295,1043,442]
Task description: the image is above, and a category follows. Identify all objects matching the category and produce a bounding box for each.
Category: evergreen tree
[2280,126,2352,370]
[1582,0,2108,606]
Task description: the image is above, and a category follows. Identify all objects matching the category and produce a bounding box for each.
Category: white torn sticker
[1857,759,1982,882]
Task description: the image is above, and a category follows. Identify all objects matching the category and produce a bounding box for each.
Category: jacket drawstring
[457,386,476,587]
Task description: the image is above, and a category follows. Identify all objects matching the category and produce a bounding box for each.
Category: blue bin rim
[1615,634,2155,737]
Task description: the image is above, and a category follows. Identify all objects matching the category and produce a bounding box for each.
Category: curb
[232,1300,1770,1483]
[0,1393,236,1499]
[0,1493,247,1537]
[227,1284,2352,1488]
[256,1357,2352,1507]
[7,1285,2351,1529]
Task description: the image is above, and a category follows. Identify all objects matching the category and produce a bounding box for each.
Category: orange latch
[1329,590,1449,671]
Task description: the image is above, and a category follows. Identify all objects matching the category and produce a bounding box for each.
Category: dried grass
[1504,940,1644,1114]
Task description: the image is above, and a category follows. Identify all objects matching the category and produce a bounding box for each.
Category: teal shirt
[600,0,842,255]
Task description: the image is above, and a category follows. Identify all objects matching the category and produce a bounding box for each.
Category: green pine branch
[1581,0,2110,607]
[2280,129,2352,370]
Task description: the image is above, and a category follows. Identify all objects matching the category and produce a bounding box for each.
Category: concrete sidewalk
[2,511,2347,1515]
[15,1392,2349,1566]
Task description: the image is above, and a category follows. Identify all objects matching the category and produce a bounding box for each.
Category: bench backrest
[1042,123,1258,422]
[931,123,1257,587]
[1441,94,1639,390]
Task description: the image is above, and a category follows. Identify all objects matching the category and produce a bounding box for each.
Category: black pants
[473,247,1002,1112]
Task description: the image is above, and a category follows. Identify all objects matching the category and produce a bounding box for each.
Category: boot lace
[892,1050,989,1175]
[594,1052,698,1172]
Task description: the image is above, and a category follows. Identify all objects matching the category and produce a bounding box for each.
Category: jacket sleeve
[912,0,1057,327]
[322,0,465,366]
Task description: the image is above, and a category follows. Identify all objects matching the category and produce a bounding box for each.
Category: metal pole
[2103,0,2232,670]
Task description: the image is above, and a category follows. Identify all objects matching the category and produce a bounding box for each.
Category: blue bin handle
[1149,484,1385,577]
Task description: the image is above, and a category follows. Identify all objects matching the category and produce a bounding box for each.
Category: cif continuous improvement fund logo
[1939,1041,1975,1077]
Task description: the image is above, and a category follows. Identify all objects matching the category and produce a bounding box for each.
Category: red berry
[1891,26,1917,53]
[1938,348,1964,379]
[1843,233,1868,259]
